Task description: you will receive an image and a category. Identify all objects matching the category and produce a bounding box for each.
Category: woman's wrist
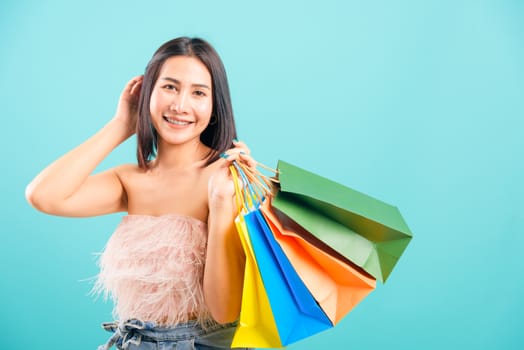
[107,116,135,143]
[209,202,236,223]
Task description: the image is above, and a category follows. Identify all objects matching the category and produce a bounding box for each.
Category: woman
[26,37,253,350]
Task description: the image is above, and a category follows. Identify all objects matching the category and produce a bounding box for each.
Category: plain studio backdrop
[1,0,523,349]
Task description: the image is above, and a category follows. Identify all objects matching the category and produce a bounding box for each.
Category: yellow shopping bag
[231,168,282,348]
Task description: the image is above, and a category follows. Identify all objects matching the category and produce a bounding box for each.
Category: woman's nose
[170,91,189,113]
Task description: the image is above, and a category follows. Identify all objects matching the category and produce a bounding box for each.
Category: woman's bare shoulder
[204,157,225,172]
[112,163,147,181]
[114,163,142,173]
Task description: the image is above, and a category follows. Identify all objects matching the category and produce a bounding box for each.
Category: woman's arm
[204,186,245,324]
[25,76,143,217]
[203,143,255,324]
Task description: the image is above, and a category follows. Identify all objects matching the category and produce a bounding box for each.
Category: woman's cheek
[149,91,160,115]
[193,97,213,115]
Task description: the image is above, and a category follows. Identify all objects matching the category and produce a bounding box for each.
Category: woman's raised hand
[25,77,146,216]
[114,75,143,138]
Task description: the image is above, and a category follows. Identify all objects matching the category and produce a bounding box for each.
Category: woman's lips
[163,116,192,126]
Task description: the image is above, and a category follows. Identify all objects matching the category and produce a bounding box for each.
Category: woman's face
[149,55,213,147]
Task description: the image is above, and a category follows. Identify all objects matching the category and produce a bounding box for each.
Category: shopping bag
[272,160,413,282]
[260,199,376,324]
[231,214,282,348]
[231,164,332,347]
[245,209,332,344]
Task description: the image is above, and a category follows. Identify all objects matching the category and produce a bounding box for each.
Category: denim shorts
[97,319,251,350]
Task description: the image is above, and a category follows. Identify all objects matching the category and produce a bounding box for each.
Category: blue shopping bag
[244,206,332,346]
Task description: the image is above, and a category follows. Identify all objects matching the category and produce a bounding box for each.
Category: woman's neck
[153,139,210,171]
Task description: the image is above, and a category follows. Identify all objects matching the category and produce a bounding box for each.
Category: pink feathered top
[94,214,215,327]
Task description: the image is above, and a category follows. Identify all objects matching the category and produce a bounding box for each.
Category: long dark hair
[136,37,237,168]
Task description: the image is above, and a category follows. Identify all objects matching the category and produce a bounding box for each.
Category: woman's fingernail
[233,138,239,143]
[220,152,228,159]
[239,151,246,155]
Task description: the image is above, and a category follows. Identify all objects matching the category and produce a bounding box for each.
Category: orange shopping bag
[261,199,376,324]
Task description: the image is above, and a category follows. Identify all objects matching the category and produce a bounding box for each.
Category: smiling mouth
[163,116,192,126]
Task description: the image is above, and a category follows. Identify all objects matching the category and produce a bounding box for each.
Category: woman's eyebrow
[160,77,211,90]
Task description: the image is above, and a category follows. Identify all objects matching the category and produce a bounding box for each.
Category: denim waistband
[97,319,237,350]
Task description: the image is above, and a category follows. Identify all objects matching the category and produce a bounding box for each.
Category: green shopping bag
[271,160,412,282]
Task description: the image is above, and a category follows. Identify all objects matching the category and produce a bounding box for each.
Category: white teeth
[165,117,190,126]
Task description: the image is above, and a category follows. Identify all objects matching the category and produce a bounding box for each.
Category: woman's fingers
[221,140,252,160]
[122,75,143,98]
[239,152,257,169]
[127,76,143,97]
[130,79,143,96]
[232,139,250,154]
[220,150,256,170]
[125,75,141,90]
[221,140,257,171]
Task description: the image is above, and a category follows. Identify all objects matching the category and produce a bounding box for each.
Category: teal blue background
[1,0,523,349]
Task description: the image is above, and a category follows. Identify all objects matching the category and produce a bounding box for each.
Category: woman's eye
[194,90,206,97]
[163,84,176,90]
